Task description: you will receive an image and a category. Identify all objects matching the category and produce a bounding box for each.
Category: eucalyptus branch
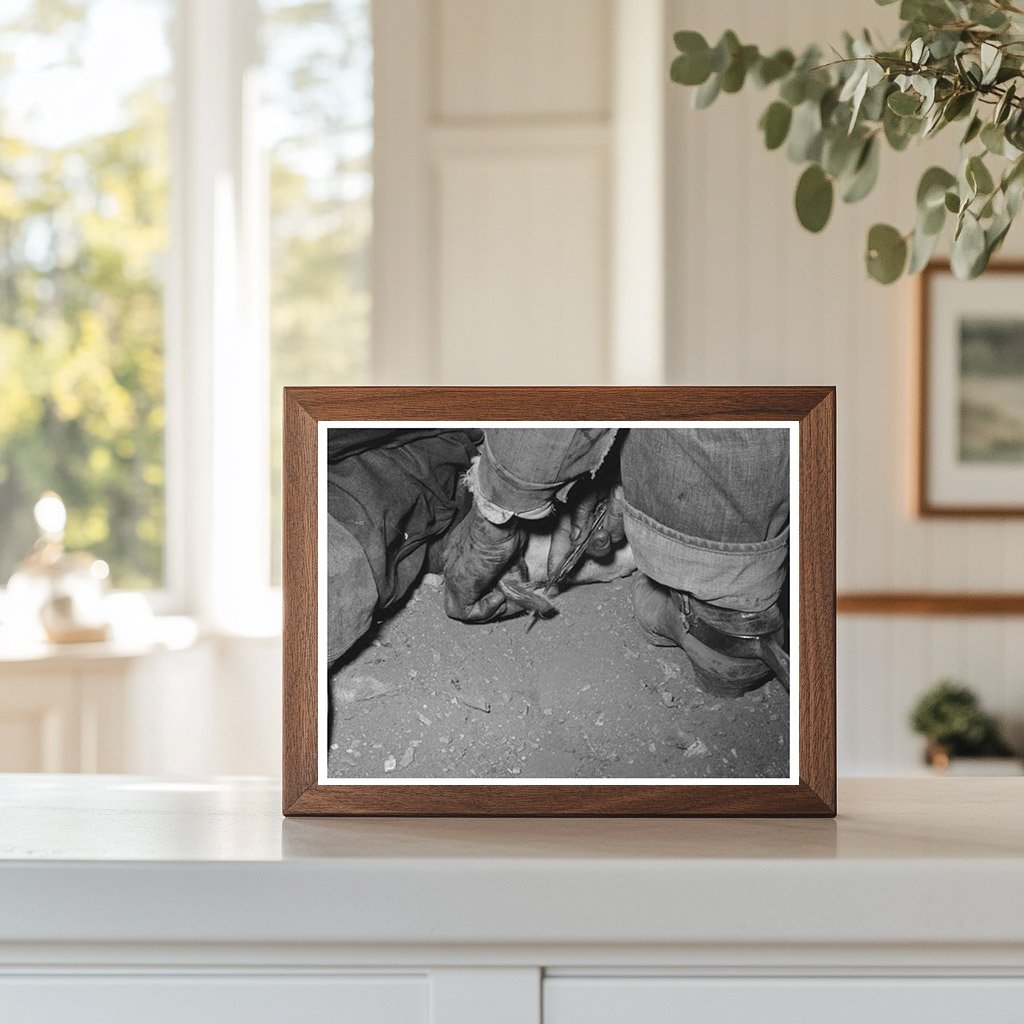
[670,0,1024,283]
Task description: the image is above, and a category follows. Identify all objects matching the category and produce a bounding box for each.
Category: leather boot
[632,575,788,698]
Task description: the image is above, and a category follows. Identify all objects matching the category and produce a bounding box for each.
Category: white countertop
[1,775,1022,950]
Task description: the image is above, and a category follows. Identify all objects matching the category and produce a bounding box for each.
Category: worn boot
[632,575,788,698]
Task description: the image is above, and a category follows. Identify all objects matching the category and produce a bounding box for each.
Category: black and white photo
[318,422,797,784]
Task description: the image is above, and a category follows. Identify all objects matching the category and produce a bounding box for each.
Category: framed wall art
[282,387,836,816]
[917,261,1024,517]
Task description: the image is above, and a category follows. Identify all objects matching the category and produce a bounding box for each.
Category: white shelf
[2,775,1022,1021]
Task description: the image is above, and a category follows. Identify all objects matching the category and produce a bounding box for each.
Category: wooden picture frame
[283,387,836,816]
[917,260,1024,517]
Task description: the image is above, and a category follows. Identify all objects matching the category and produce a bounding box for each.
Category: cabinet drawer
[0,974,427,1024]
[544,977,1024,1024]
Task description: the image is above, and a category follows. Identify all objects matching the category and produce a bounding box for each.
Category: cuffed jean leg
[620,428,790,612]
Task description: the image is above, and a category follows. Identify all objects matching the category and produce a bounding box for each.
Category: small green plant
[909,679,1014,756]
[670,0,1024,283]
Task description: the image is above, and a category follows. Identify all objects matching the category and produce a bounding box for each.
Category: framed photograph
[917,261,1024,517]
[283,387,835,816]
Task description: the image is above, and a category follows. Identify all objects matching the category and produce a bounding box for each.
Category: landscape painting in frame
[919,263,1024,516]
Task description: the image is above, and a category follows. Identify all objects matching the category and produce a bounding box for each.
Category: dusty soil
[327,574,790,781]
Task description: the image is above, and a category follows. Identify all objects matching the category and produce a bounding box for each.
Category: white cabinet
[1,975,428,1024]
[544,978,1024,1024]
[1,777,1022,1023]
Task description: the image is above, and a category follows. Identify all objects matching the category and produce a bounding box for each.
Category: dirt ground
[327,573,790,781]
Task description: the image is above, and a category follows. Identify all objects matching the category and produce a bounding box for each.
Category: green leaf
[721,44,759,93]
[970,2,1009,29]
[753,49,795,87]
[694,73,721,109]
[967,154,995,196]
[996,82,1017,125]
[710,31,740,73]
[942,92,974,123]
[795,164,834,232]
[860,80,892,123]
[920,199,946,236]
[917,166,957,211]
[822,128,863,178]
[1004,158,1024,217]
[908,220,943,273]
[962,115,983,145]
[779,74,807,106]
[884,106,922,150]
[671,31,713,86]
[951,212,987,278]
[902,0,960,27]
[981,122,1005,155]
[866,223,908,283]
[760,102,793,150]
[980,41,1002,86]
[787,101,823,162]
[842,137,880,203]
[888,91,921,116]
[944,190,961,213]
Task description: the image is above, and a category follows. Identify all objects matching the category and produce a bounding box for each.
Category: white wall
[665,0,1024,772]
[120,0,1010,781]
[373,0,666,386]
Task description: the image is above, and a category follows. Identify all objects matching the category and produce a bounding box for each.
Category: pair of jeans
[474,427,790,612]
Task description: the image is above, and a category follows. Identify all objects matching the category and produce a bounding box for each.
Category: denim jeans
[475,427,790,612]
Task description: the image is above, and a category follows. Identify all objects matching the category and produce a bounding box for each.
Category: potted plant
[670,0,1024,283]
[909,679,1020,772]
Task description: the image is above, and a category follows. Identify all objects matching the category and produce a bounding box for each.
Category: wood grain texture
[282,387,836,817]
[838,592,1024,616]
[916,260,1024,518]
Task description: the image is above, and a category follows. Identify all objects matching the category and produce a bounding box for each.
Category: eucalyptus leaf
[822,128,864,178]
[996,82,1017,124]
[842,137,881,203]
[970,2,1009,29]
[861,79,893,122]
[967,154,995,196]
[962,115,983,145]
[980,42,1002,86]
[981,121,1006,155]
[694,73,721,109]
[787,100,824,162]
[917,166,957,210]
[921,199,946,235]
[795,164,834,232]
[760,101,793,150]
[866,223,908,283]
[908,221,943,273]
[721,44,759,93]
[710,31,740,73]
[754,49,795,87]
[942,91,974,122]
[779,74,808,106]
[888,90,921,115]
[951,211,986,278]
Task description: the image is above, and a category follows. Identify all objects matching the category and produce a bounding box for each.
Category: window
[0,0,173,589]
[0,0,374,618]
[261,0,373,581]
